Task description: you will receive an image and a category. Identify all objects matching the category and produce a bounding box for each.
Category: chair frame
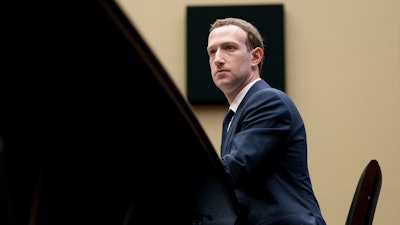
[345,159,382,225]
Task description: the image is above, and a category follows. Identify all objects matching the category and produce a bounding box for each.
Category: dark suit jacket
[221,79,326,225]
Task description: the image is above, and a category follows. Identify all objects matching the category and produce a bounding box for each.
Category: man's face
[207,25,255,95]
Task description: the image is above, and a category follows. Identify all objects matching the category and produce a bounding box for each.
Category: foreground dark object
[0,1,240,224]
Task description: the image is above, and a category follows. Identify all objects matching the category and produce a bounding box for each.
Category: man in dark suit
[207,17,326,225]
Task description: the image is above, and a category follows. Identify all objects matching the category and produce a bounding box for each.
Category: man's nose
[213,50,224,64]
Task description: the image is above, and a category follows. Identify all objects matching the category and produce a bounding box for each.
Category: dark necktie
[222,109,234,144]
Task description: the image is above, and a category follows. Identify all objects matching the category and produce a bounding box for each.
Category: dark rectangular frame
[187,5,285,104]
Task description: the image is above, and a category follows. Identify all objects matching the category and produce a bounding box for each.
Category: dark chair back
[345,159,382,225]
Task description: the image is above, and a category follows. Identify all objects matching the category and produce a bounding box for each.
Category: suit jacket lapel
[220,79,270,156]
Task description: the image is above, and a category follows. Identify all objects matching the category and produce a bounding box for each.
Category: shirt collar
[229,78,261,113]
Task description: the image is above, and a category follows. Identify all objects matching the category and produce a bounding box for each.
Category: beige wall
[117,0,400,224]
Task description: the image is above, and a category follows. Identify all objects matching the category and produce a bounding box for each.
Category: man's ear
[251,47,264,66]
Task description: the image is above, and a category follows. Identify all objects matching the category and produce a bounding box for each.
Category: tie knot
[223,109,235,124]
[222,109,235,143]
